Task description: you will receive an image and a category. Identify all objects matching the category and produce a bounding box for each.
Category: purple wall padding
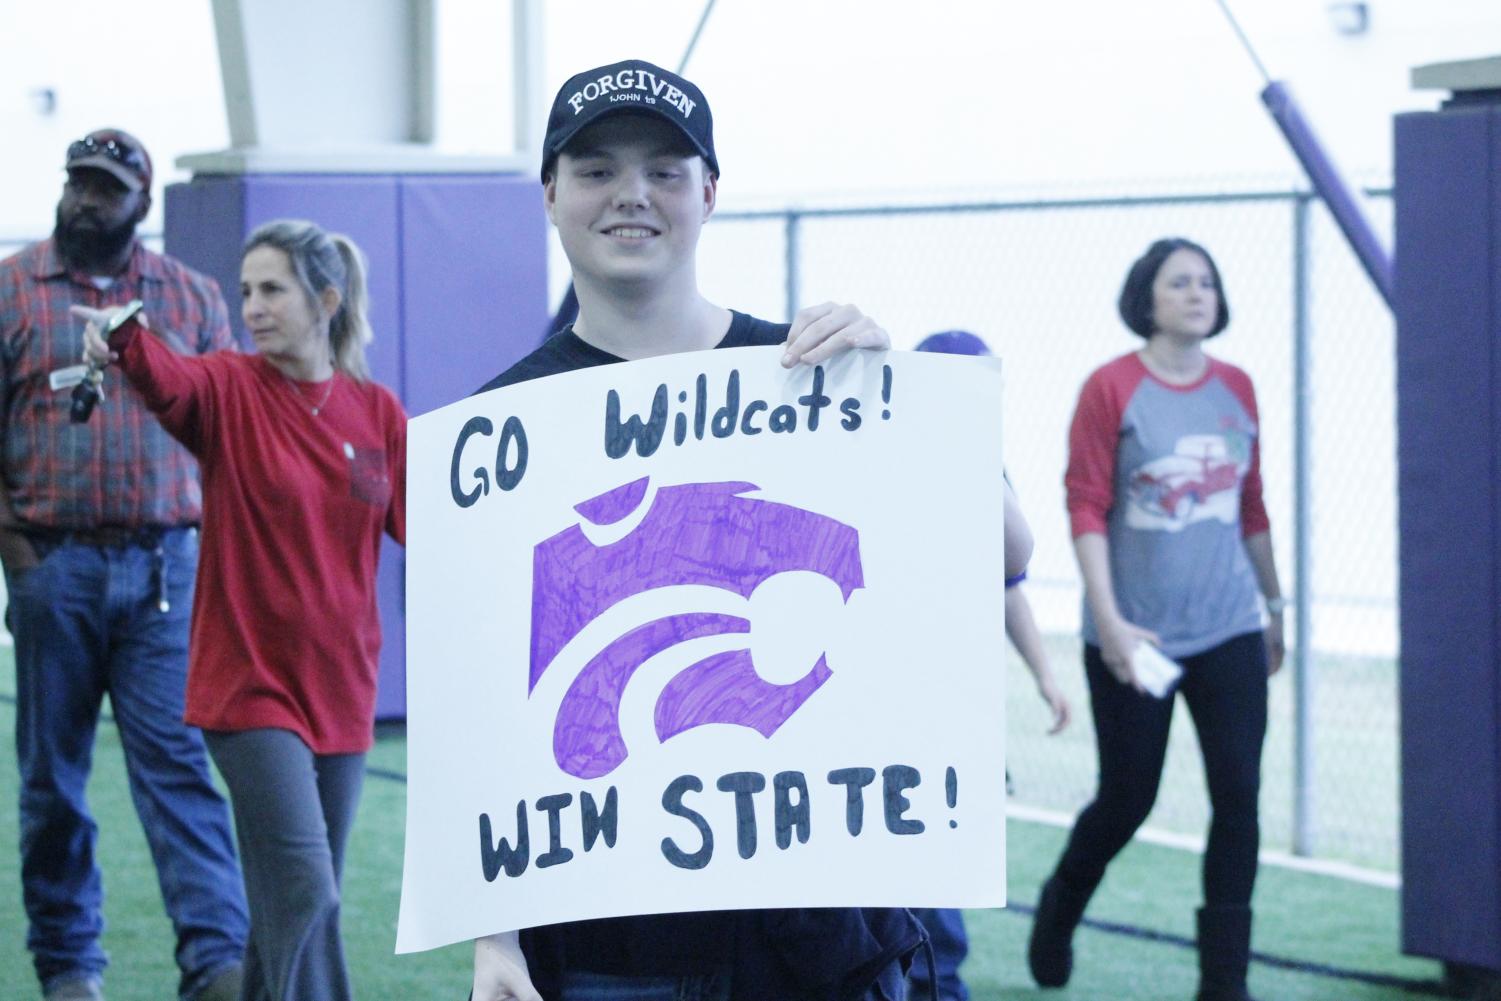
[1260,83,1394,308]
[399,177,548,415]
[163,178,247,348]
[1395,101,1501,972]
[164,172,547,721]
[243,177,405,388]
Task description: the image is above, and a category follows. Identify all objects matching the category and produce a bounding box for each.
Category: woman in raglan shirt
[78,220,405,1001]
[1027,239,1284,1001]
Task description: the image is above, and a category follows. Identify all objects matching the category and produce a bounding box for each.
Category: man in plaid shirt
[0,130,247,1001]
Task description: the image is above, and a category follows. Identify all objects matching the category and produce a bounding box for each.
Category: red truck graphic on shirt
[1126,434,1245,531]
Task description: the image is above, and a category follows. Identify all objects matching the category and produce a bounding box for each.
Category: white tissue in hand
[1132,642,1182,698]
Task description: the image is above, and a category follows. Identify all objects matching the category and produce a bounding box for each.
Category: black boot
[1028,873,1093,988]
[1196,905,1258,1001]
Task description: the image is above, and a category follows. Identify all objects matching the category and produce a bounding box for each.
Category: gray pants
[206,728,365,1001]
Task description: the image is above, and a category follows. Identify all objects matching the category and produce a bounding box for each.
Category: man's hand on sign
[473,931,542,1001]
[781,301,891,368]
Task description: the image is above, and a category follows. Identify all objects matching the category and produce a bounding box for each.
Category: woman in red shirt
[78,219,406,1001]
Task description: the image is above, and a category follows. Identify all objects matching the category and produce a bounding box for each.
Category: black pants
[1055,631,1268,907]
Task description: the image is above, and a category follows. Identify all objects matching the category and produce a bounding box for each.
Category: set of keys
[47,299,143,422]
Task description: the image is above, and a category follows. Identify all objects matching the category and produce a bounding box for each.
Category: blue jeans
[908,909,968,1001]
[7,528,248,998]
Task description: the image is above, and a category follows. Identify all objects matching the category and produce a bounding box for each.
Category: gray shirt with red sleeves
[1065,351,1269,659]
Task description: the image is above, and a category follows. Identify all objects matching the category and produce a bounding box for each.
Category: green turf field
[1006,633,1400,873]
[0,646,1442,1001]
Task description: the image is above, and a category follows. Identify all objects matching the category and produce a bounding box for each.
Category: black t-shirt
[481,309,920,998]
[476,310,789,395]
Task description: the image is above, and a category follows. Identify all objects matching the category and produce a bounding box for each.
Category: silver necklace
[282,371,336,416]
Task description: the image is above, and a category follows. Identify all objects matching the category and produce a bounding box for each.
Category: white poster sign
[396,346,1008,953]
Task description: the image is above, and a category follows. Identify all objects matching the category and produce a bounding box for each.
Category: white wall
[4,1,1499,238]
[519,0,1499,206]
[0,0,227,241]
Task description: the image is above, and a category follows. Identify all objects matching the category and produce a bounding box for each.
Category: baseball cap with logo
[541,59,718,182]
[65,128,153,194]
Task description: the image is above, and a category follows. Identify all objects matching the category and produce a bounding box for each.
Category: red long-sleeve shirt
[113,321,406,753]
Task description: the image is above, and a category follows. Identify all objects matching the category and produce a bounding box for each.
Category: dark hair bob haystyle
[1117,237,1230,340]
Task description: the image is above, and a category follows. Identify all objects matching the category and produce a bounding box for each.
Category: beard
[54,206,137,272]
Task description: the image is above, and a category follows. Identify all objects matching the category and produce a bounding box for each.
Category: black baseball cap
[541,59,718,182]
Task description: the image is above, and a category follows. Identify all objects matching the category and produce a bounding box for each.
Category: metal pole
[1292,193,1316,857]
[1212,0,1273,84]
[512,0,547,164]
[1212,1,1393,308]
[1261,83,1394,308]
[784,212,801,321]
[676,0,719,74]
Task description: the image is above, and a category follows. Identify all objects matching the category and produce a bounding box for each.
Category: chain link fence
[4,191,1401,873]
[697,188,1400,873]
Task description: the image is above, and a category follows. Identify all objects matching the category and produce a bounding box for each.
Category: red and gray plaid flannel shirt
[0,238,238,530]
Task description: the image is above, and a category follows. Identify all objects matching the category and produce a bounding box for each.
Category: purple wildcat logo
[531,478,864,779]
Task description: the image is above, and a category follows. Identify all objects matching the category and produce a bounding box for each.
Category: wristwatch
[1265,596,1288,616]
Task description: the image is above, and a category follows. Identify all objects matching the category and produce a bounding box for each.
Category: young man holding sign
[467,59,1035,1001]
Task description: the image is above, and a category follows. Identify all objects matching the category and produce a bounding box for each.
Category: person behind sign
[1027,239,1284,1001]
[905,329,1069,1001]
[77,219,406,1001]
[913,330,1069,734]
[467,59,1033,1001]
